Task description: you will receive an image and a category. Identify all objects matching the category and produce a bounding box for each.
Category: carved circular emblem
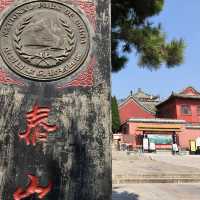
[0,1,90,81]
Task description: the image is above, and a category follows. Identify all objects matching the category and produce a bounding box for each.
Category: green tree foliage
[112,0,185,72]
[112,96,120,133]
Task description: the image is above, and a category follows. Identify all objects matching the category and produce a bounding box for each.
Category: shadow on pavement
[112,191,139,200]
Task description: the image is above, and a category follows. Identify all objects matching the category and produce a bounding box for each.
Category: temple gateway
[116,86,200,152]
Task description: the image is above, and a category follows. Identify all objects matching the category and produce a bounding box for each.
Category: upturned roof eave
[156,94,174,107]
[156,93,200,107]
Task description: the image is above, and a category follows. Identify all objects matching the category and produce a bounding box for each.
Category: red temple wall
[122,122,181,149]
[119,99,155,124]
[157,98,200,123]
[175,99,200,123]
[121,121,200,150]
[178,128,200,149]
[157,99,177,119]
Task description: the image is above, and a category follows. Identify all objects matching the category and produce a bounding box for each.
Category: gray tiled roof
[133,88,159,100]
[157,93,200,107]
[139,100,159,114]
[157,86,200,107]
[172,93,200,99]
[119,89,160,114]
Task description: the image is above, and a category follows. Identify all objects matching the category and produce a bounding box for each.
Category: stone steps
[112,174,200,184]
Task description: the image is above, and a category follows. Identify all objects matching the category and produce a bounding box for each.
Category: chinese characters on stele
[18,103,58,146]
[13,103,58,199]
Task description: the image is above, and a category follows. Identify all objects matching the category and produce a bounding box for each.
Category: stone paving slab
[112,183,200,200]
[113,151,200,176]
[149,154,200,169]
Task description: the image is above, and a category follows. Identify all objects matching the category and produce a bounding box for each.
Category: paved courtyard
[112,151,200,199]
[112,183,200,200]
[113,151,200,178]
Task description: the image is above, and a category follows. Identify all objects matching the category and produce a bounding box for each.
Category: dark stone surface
[0,0,111,199]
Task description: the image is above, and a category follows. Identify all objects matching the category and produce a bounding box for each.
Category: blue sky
[112,0,200,100]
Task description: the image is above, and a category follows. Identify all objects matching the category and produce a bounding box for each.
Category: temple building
[117,86,200,151]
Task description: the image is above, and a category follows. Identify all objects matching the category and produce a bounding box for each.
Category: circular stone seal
[0,1,90,81]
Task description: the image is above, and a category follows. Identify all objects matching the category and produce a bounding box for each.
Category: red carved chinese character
[13,175,52,200]
[19,103,58,146]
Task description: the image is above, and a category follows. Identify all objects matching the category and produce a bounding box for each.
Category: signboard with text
[148,134,173,145]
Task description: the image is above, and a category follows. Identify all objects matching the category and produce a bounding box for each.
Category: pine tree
[112,0,185,72]
[112,96,120,133]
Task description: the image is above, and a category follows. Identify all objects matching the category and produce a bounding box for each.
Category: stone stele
[0,0,111,200]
